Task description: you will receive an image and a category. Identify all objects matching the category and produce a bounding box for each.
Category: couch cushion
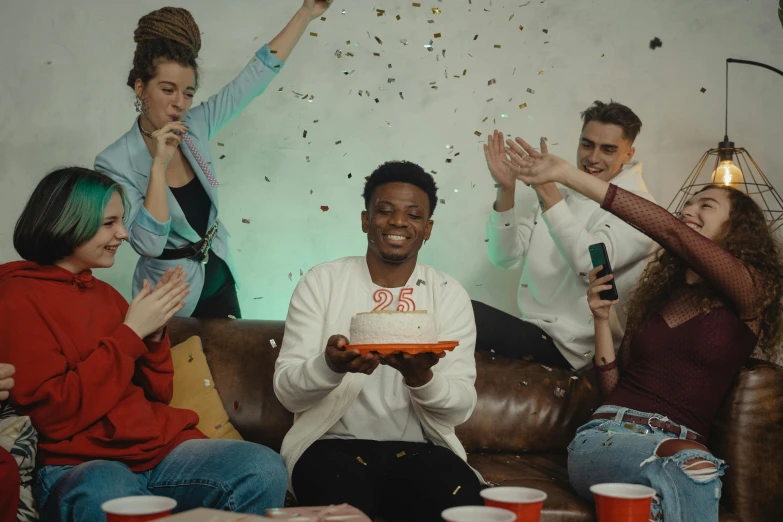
[170,336,242,440]
[457,352,602,454]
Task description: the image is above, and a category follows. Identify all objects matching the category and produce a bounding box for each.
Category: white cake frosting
[349,310,437,345]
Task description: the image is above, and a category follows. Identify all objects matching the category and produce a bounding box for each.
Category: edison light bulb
[711,160,744,187]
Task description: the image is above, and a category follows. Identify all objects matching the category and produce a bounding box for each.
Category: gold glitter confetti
[320,16,326,21]
[432,7,442,14]
[376,9,385,16]
[509,14,514,21]
[227,315,236,320]
[373,52,380,56]
[375,36,382,44]
[463,69,467,76]
[474,131,482,137]
[434,33,442,38]
[700,87,707,93]
[242,218,250,224]
[519,25,524,30]
[482,116,488,122]
[217,143,224,147]
[601,54,605,58]
[346,52,354,57]
[488,78,497,86]
[357,456,368,465]
[396,15,401,20]
[309,32,318,37]
[494,44,501,48]
[397,451,406,458]
[187,352,193,363]
[527,88,536,94]
[453,486,462,495]
[412,2,421,6]
[538,69,545,75]
[215,423,223,430]
[519,103,527,109]
[278,87,283,92]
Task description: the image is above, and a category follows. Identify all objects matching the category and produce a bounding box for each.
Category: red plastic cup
[480,487,547,521]
[101,496,177,522]
[590,483,656,522]
[442,506,517,522]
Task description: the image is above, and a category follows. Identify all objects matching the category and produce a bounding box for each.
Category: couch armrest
[711,358,783,522]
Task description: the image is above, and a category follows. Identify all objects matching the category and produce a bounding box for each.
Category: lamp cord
[724,58,783,140]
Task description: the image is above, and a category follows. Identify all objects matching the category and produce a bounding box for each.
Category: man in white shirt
[474,101,657,370]
[274,161,482,521]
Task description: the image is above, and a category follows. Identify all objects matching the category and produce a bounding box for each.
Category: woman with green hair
[0,167,287,521]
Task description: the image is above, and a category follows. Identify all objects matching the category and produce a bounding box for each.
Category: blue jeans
[33,439,287,522]
[568,406,725,522]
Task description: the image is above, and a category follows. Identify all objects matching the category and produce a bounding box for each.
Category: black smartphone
[588,243,619,301]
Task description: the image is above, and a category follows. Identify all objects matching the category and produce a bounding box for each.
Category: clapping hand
[302,0,333,20]
[503,137,573,186]
[145,266,188,341]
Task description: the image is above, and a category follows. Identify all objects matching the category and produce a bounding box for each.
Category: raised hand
[379,351,446,388]
[484,130,517,190]
[587,266,619,322]
[124,278,190,340]
[150,121,188,168]
[0,363,15,401]
[504,137,572,186]
[147,266,187,341]
[324,335,381,375]
[302,0,333,20]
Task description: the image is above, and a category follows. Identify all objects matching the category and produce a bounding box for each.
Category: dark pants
[292,439,482,522]
[191,279,241,319]
[471,300,571,368]
[0,447,19,522]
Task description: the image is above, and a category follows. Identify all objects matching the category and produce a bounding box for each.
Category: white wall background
[1,0,782,321]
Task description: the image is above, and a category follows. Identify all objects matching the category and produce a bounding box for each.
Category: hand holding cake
[324,334,381,376]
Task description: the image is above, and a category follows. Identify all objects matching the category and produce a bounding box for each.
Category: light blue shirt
[95,45,284,317]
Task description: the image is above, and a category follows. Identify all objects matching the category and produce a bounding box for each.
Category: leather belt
[156,220,219,264]
[591,412,707,446]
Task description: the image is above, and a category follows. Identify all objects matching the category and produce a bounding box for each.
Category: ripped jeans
[567,405,725,522]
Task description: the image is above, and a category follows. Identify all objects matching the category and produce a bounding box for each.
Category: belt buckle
[647,415,666,432]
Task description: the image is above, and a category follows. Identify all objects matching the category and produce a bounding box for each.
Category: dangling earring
[134,97,142,113]
[135,96,149,114]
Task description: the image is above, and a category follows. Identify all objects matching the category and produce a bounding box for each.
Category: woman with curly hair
[96,1,333,319]
[504,136,783,522]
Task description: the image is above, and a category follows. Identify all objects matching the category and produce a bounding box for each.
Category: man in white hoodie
[274,161,482,521]
[474,101,656,370]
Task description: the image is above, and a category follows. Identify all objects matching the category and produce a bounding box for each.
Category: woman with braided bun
[96,1,333,318]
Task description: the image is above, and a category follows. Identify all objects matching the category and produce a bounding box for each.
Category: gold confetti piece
[432,7,442,14]
[542,335,547,340]
[233,400,240,410]
[278,87,283,92]
[217,143,224,147]
[300,269,304,276]
[320,16,326,21]
[538,69,545,75]
[215,423,223,430]
[519,25,524,31]
[376,9,385,15]
[346,40,351,44]
[397,451,406,458]
[519,103,527,109]
[242,218,250,224]
[434,33,442,38]
[396,15,401,20]
[310,32,318,37]
[228,315,236,320]
[346,52,354,57]
[453,486,462,495]
[357,456,368,465]
[373,52,380,56]
[700,87,707,93]
[335,140,342,145]
[270,50,278,54]
[463,69,467,75]
[482,117,488,122]
[455,152,460,157]
[527,88,536,94]
[412,2,421,6]
[509,14,514,21]
[494,44,501,48]
[488,78,497,86]
[187,352,193,363]
[375,36,382,44]
[474,131,482,137]
[601,54,605,58]
[303,130,307,138]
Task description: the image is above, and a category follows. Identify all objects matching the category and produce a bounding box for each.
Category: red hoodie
[0,261,204,471]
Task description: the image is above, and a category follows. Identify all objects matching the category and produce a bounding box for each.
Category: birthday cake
[349,310,437,345]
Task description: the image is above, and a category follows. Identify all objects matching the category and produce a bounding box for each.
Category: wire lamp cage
[667,58,783,232]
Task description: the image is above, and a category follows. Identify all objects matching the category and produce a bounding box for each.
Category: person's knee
[653,439,720,483]
[235,444,287,496]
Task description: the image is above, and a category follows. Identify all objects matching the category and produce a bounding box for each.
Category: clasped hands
[324,335,444,388]
[484,130,574,188]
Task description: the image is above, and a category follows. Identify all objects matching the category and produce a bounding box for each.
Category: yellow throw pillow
[169,336,243,440]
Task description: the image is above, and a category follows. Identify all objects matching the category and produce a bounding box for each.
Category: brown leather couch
[169,318,783,522]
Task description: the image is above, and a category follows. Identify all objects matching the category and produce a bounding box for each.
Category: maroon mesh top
[596,185,760,440]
